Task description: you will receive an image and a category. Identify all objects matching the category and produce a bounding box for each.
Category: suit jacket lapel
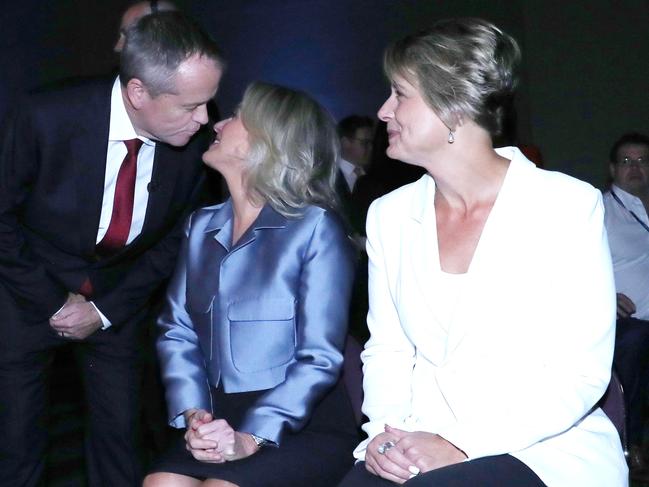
[75,81,112,256]
[137,142,184,239]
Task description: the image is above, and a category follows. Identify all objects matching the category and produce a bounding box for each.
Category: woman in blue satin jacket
[145,82,358,487]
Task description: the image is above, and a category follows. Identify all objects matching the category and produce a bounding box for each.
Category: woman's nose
[378,96,394,122]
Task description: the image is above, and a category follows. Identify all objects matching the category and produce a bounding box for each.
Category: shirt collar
[109,76,155,147]
[611,184,645,211]
[338,158,357,178]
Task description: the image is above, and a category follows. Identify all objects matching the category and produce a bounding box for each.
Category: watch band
[250,433,269,447]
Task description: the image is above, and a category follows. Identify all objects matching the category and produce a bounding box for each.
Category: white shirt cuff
[89,301,112,329]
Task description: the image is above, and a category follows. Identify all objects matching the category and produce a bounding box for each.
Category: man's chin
[162,133,195,147]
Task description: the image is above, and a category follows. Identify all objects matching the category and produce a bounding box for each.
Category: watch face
[252,434,267,447]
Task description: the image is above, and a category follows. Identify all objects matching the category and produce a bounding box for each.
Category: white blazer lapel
[403,176,457,364]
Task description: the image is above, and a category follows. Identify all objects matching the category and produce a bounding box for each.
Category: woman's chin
[201,152,220,171]
[385,145,400,160]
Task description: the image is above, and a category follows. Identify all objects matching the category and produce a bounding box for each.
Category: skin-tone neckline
[430,125,510,274]
[226,176,263,247]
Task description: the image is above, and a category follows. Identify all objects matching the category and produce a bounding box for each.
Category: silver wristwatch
[250,433,269,448]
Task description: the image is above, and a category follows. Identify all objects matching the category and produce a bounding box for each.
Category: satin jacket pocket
[228,298,296,373]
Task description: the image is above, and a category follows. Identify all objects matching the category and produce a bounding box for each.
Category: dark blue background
[1,1,647,187]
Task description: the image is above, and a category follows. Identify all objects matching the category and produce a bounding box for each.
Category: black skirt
[149,379,359,487]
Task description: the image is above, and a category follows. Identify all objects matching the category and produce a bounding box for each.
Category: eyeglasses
[351,137,374,149]
[617,156,649,167]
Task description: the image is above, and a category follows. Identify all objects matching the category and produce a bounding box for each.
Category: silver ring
[59,332,65,338]
[377,440,395,455]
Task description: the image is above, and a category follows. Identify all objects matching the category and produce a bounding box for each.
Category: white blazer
[354,147,628,487]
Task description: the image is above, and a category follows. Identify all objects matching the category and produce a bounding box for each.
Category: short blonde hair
[239,82,340,217]
[384,17,520,137]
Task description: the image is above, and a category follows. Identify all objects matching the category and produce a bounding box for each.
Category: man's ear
[125,78,149,110]
[609,163,617,181]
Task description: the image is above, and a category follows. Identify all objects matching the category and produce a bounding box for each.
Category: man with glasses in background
[604,132,649,475]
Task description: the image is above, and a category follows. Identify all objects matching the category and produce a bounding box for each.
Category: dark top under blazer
[0,77,207,326]
[157,201,356,444]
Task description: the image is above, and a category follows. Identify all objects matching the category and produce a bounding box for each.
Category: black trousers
[338,456,547,487]
[614,317,649,445]
[0,289,145,487]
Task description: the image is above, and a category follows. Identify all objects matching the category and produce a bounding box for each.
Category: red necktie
[97,138,143,253]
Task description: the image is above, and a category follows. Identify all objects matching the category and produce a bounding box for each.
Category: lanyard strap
[611,190,649,234]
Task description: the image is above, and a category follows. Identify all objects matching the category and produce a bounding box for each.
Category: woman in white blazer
[339,18,628,487]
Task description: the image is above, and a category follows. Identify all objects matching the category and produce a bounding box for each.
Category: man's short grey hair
[384,17,520,137]
[239,82,340,218]
[147,0,177,14]
[124,0,177,16]
[120,11,224,97]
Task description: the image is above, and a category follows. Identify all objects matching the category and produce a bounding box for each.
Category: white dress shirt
[354,147,627,486]
[92,78,156,328]
[97,77,156,245]
[338,158,363,192]
[603,184,649,320]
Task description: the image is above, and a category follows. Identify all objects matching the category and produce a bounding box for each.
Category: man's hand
[50,294,102,339]
[616,293,636,318]
[387,425,467,475]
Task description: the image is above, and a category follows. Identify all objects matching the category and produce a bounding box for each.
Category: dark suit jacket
[0,77,208,327]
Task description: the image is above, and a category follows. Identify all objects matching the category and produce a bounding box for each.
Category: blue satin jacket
[156,200,355,444]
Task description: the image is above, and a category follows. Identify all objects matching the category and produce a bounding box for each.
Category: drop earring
[448,130,455,144]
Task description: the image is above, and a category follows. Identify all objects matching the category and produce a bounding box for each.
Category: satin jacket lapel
[204,199,233,251]
[239,204,287,249]
[75,83,112,257]
[193,202,287,312]
[203,201,287,251]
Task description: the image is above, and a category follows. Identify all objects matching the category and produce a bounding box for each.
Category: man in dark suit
[0,12,223,486]
[335,116,375,342]
[336,115,375,233]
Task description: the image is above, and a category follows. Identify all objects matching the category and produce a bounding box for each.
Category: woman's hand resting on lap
[365,425,467,484]
[183,409,260,463]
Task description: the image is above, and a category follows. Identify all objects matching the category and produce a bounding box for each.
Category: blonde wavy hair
[239,82,340,217]
[384,17,521,137]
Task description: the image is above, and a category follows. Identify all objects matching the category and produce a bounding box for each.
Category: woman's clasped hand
[365,426,466,484]
[183,409,259,463]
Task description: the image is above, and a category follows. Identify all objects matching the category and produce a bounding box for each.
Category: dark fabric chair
[342,335,364,426]
[598,370,628,459]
